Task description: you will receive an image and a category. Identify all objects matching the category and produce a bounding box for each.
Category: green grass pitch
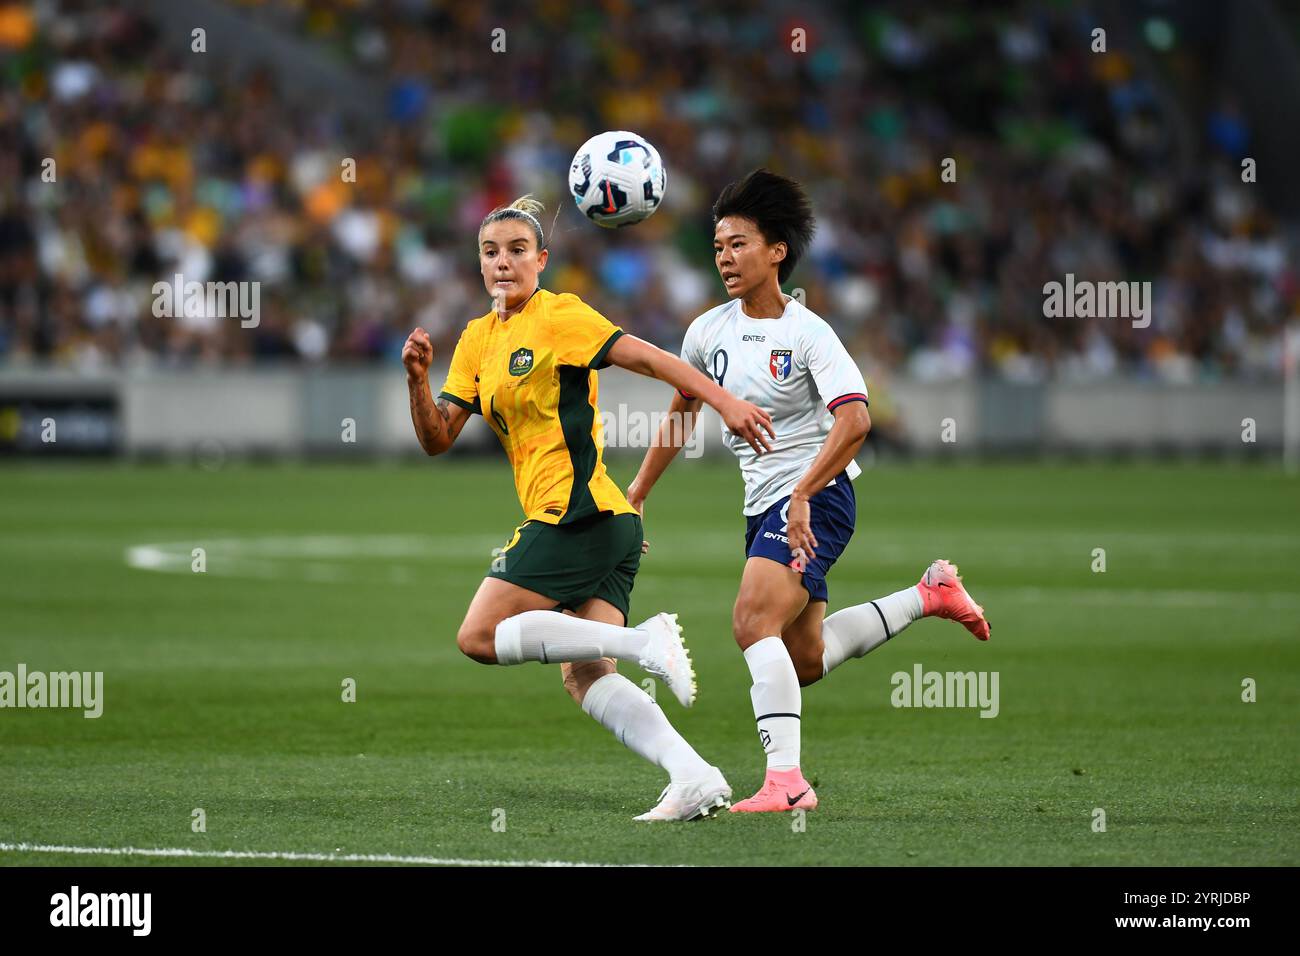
[1,458,1296,866]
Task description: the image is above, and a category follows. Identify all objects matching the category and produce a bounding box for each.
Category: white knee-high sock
[744,637,801,771]
[494,610,646,665]
[821,585,924,676]
[580,673,712,782]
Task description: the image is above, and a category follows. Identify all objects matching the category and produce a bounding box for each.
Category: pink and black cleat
[917,559,991,641]
[729,767,818,813]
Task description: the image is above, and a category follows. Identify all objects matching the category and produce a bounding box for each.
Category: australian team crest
[508,347,534,377]
[769,349,793,382]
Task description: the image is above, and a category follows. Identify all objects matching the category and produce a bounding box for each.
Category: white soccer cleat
[634,767,732,822]
[635,612,696,708]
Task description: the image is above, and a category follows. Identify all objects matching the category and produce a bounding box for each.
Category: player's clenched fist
[402,327,434,379]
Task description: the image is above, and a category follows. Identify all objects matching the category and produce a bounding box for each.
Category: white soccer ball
[568,130,667,228]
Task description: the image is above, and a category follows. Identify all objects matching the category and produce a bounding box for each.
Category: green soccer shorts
[487,512,643,623]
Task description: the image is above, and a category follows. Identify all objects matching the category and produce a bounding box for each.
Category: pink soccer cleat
[729,767,818,813]
[917,558,991,641]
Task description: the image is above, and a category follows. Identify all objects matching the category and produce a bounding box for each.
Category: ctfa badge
[508,347,534,376]
[769,349,792,382]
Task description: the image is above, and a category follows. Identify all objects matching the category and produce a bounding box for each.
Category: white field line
[121,529,1300,572]
[0,841,651,868]
[112,528,1300,552]
[983,585,1300,610]
[632,580,1298,608]
[119,529,1300,580]
[634,579,1300,610]
[120,534,1300,609]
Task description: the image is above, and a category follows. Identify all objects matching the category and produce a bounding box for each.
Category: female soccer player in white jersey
[628,170,991,813]
[402,195,775,820]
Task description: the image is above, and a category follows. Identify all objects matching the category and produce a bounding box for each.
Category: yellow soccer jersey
[437,288,638,526]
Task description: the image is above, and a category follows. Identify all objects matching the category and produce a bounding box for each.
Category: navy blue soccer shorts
[743,470,856,603]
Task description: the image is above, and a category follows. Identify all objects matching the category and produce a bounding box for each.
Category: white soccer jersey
[679,296,868,516]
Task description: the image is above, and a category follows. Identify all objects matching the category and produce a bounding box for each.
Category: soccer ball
[568,130,666,228]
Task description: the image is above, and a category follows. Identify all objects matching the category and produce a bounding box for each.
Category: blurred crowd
[0,0,1294,382]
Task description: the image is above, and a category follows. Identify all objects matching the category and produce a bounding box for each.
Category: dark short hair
[712,168,816,284]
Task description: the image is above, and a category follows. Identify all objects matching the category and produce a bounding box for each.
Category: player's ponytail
[508,195,546,223]
[479,194,562,252]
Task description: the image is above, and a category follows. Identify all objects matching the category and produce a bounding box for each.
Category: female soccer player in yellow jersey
[401,195,775,821]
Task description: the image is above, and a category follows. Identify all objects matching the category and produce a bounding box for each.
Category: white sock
[821,585,924,676]
[744,636,801,771]
[581,673,712,782]
[494,610,647,665]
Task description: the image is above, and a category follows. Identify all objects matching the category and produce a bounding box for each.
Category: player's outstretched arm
[627,389,703,513]
[403,327,470,456]
[606,333,774,455]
